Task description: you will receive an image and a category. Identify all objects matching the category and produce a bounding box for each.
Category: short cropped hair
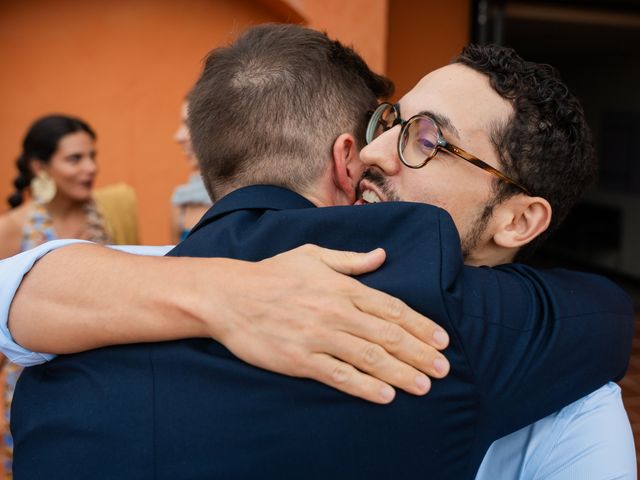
[454,45,597,259]
[188,24,393,201]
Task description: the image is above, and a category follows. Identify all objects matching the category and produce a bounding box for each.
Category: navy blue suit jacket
[13,186,634,479]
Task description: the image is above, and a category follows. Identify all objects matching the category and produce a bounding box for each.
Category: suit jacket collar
[191,185,316,235]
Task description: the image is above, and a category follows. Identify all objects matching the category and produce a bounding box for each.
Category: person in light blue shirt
[0,241,636,479]
[478,382,634,479]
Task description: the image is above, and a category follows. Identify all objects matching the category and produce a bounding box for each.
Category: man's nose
[360,128,402,175]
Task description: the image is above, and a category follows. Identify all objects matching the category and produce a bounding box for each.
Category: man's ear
[331,133,360,204]
[492,195,552,249]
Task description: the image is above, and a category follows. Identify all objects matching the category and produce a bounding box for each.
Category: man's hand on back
[205,244,450,404]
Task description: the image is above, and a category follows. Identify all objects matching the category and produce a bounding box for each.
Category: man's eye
[418,137,436,152]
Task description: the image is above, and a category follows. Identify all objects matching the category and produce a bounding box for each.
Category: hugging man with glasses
[8,24,635,479]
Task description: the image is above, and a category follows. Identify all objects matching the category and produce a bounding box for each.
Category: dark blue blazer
[13,186,634,479]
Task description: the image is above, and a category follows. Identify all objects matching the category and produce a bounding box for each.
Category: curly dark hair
[454,44,597,260]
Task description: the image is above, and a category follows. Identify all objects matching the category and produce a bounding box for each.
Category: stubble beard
[460,202,496,260]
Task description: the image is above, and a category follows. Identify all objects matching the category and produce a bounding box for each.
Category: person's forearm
[9,244,211,352]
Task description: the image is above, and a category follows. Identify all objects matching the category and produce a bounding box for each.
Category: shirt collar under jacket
[190,185,316,236]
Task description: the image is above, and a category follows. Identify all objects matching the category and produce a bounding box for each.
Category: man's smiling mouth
[356,177,388,205]
[361,189,382,204]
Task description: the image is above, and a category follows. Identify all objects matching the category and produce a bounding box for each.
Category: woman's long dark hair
[7,114,96,208]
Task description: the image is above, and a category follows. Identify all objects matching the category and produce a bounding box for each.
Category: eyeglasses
[365,103,531,195]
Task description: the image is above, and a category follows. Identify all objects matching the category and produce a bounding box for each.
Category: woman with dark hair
[0,114,138,475]
[0,114,137,258]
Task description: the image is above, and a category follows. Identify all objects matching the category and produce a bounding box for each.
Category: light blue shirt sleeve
[476,382,636,479]
[0,240,172,366]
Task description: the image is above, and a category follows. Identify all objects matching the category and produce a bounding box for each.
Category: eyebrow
[418,110,460,140]
[394,103,461,140]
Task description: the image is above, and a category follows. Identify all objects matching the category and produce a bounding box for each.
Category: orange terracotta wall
[288,0,388,73]
[0,0,295,244]
[387,0,470,100]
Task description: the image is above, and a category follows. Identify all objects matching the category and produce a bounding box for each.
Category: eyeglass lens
[402,117,439,167]
[366,104,396,144]
[367,104,438,167]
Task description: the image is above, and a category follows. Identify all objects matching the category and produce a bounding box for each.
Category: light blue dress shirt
[478,382,635,479]
[0,241,635,479]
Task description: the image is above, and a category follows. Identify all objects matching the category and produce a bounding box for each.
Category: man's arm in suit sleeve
[323,203,633,421]
[457,262,634,439]
[5,241,450,404]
